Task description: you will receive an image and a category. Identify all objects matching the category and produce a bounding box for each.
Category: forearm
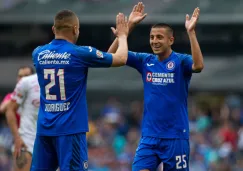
[115,35,128,64]
[6,109,19,139]
[188,31,204,71]
[108,39,119,53]
[108,22,135,53]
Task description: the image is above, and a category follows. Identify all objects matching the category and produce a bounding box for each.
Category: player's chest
[142,60,181,86]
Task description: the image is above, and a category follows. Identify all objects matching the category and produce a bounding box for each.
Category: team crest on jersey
[13,91,23,98]
[166,61,175,70]
[83,161,88,170]
[96,50,103,58]
[32,99,40,108]
[146,72,152,82]
[17,93,23,97]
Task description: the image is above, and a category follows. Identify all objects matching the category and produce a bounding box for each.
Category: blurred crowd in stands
[0,92,243,171]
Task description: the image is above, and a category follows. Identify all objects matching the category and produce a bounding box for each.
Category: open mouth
[153,47,161,50]
[152,44,162,49]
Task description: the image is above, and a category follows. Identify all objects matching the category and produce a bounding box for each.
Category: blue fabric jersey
[126,51,193,139]
[32,39,112,136]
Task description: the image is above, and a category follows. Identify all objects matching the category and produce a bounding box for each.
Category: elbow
[193,63,204,73]
[197,63,204,70]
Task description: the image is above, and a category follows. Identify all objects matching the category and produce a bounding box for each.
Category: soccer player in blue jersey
[31,10,129,171]
[108,2,204,171]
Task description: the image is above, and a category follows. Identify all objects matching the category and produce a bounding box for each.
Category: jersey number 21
[44,69,66,100]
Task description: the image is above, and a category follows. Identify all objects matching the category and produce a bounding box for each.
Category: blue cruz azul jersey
[126,51,193,139]
[32,39,112,136]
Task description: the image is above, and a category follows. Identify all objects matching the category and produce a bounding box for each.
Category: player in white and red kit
[6,74,40,171]
[0,66,34,127]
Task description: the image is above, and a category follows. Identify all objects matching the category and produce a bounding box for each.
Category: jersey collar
[51,39,68,44]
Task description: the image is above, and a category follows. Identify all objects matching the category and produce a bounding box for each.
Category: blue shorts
[31,133,88,171]
[133,136,190,171]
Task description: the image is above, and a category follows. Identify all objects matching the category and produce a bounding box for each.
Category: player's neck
[157,49,172,61]
[55,35,74,44]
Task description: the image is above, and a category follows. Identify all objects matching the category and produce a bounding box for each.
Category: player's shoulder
[32,43,50,56]
[75,46,96,54]
[19,74,37,84]
[130,51,152,57]
[173,52,192,59]
[129,51,155,62]
[74,46,105,59]
[173,52,192,64]
[26,74,38,81]
[142,52,157,63]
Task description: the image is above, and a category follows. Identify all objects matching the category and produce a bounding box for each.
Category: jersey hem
[36,129,88,136]
[132,166,157,171]
[142,133,189,139]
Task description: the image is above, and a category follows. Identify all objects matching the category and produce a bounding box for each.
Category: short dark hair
[18,65,35,74]
[54,10,77,30]
[152,23,174,37]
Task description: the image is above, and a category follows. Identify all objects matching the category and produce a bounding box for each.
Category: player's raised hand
[185,7,200,32]
[128,2,147,25]
[111,13,129,37]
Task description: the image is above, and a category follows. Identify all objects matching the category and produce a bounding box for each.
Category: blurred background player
[0,66,34,127]
[6,73,39,171]
[31,10,129,170]
[108,3,204,171]
[0,66,34,171]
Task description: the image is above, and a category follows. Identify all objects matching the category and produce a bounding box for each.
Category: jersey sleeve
[32,46,41,67]
[181,54,193,75]
[11,78,28,105]
[77,46,112,68]
[1,93,11,104]
[126,51,148,73]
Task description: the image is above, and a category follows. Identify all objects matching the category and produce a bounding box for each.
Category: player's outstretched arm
[108,2,147,53]
[109,13,129,67]
[79,14,128,68]
[185,7,204,72]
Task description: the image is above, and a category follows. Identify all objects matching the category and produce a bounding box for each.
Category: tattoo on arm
[16,151,28,169]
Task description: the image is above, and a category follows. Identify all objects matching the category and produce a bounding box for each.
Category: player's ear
[73,26,78,35]
[52,26,56,35]
[169,36,174,46]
